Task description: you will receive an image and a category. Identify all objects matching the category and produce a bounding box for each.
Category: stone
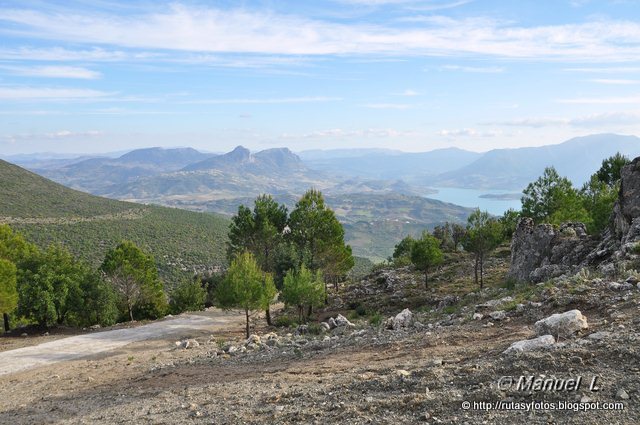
[327,317,338,329]
[489,311,506,321]
[503,335,556,354]
[616,389,630,400]
[295,325,308,335]
[472,313,483,321]
[587,331,612,340]
[626,276,639,284]
[391,308,413,330]
[20,333,27,337]
[334,314,355,327]
[396,369,411,378]
[534,310,588,338]
[246,334,261,345]
[320,322,331,332]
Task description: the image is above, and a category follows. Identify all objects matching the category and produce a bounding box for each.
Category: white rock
[334,314,355,327]
[489,310,506,321]
[503,335,556,354]
[392,308,414,330]
[320,322,331,332]
[246,334,261,345]
[617,389,630,400]
[327,317,338,329]
[534,310,588,338]
[396,369,411,378]
[587,331,611,340]
[472,313,483,321]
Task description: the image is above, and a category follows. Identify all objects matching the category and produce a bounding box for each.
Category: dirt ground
[0,288,638,425]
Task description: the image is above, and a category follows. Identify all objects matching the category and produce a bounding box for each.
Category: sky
[1,0,640,155]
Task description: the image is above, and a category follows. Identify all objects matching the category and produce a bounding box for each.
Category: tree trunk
[265,307,272,326]
[298,305,303,323]
[424,269,429,290]
[324,280,329,305]
[3,313,10,333]
[245,308,250,339]
[306,304,313,320]
[474,254,479,286]
[479,253,484,289]
[128,303,134,322]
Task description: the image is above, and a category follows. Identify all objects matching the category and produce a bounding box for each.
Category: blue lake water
[426,187,523,216]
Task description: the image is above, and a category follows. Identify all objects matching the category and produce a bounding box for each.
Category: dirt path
[0,311,243,376]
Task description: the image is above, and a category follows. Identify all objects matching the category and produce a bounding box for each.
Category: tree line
[0,226,206,332]
[214,189,354,337]
[390,153,629,290]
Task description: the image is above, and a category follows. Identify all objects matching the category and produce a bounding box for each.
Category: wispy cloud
[1,65,101,79]
[1,130,103,144]
[556,95,640,104]
[564,67,640,73]
[363,103,411,109]
[441,64,504,73]
[437,128,502,137]
[487,111,640,127]
[281,128,418,139]
[586,78,639,85]
[0,86,111,100]
[1,5,640,61]
[393,89,419,96]
[182,96,341,105]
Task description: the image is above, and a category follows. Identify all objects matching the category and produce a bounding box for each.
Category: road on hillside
[0,311,243,376]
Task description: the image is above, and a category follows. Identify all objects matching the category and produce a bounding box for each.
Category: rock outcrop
[534,309,588,338]
[508,220,597,282]
[503,334,556,355]
[509,156,640,282]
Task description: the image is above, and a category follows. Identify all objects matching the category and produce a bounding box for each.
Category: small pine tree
[216,252,276,338]
[281,265,325,322]
[410,232,443,290]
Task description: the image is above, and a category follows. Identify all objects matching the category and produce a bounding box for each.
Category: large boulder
[534,310,588,338]
[508,220,596,283]
[334,314,355,327]
[503,335,555,355]
[390,308,414,330]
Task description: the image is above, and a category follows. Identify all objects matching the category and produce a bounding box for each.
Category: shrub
[274,314,296,328]
[368,311,383,326]
[169,279,207,314]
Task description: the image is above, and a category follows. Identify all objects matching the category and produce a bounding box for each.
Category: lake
[426,187,522,216]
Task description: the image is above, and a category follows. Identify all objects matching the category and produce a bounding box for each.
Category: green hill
[0,160,229,284]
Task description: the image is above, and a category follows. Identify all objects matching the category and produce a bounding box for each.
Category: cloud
[564,67,640,73]
[182,96,341,105]
[281,128,419,139]
[556,96,640,104]
[393,89,419,96]
[1,5,640,61]
[487,111,640,127]
[1,130,103,144]
[0,86,111,100]
[1,65,101,79]
[586,78,639,85]
[363,103,411,109]
[437,128,502,137]
[440,64,504,73]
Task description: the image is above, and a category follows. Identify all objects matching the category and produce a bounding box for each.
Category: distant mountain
[183,146,306,175]
[297,148,403,161]
[34,147,215,192]
[432,134,640,190]
[302,147,482,180]
[0,159,229,283]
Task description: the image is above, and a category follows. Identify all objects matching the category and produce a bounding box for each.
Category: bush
[307,322,323,335]
[355,304,368,316]
[169,279,207,314]
[274,314,297,328]
[368,311,383,326]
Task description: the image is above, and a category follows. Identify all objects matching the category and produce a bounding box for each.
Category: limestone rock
[391,308,413,330]
[489,311,506,321]
[334,314,355,327]
[534,310,588,338]
[503,334,555,354]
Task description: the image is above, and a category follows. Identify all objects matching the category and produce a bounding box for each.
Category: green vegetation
[169,279,207,314]
[101,241,168,321]
[281,266,325,322]
[0,160,229,285]
[521,153,630,234]
[462,209,504,289]
[215,252,276,338]
[410,232,444,289]
[0,259,18,331]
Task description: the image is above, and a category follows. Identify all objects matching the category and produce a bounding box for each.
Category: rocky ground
[1,261,638,424]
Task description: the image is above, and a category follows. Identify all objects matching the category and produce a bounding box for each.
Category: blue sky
[1,0,640,155]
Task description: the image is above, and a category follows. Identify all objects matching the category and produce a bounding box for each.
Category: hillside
[0,160,229,284]
[170,192,472,261]
[432,134,640,190]
[35,147,215,193]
